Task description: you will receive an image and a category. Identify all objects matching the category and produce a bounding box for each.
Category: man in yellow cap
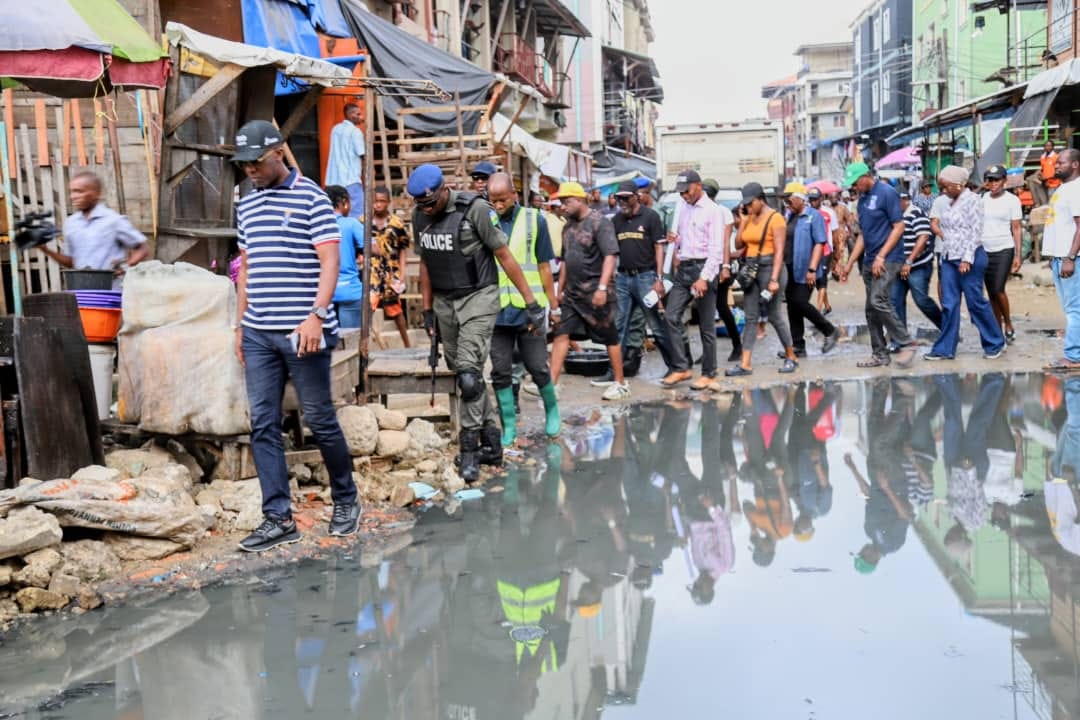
[783,182,840,357]
[548,181,630,401]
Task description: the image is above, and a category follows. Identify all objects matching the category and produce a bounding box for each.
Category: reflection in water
[2,374,1080,719]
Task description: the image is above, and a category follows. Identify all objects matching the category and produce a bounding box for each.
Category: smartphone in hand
[289,332,327,355]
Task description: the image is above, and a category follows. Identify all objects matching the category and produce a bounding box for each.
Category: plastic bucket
[63,269,115,290]
[79,307,123,342]
[88,343,116,420]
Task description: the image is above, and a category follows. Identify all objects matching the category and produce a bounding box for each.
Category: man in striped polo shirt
[892,192,943,342]
[232,120,360,552]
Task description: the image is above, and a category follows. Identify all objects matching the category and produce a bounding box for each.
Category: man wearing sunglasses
[470,160,497,197]
[231,120,359,552]
[408,164,545,483]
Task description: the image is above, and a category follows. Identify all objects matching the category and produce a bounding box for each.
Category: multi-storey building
[761,75,798,181]
[793,43,853,180]
[851,0,913,156]
[912,0,1047,120]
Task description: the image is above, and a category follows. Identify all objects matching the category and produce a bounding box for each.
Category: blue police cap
[471,161,497,177]
[407,164,445,199]
[634,176,652,190]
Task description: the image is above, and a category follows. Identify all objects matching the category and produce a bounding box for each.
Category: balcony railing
[545,71,573,108]
[494,34,559,100]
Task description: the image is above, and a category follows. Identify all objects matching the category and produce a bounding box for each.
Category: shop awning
[601,45,663,103]
[974,88,1060,178]
[886,83,1026,146]
[533,0,591,39]
[1024,58,1080,97]
[340,0,494,135]
[165,22,351,86]
[591,145,656,185]
[491,113,570,179]
[0,0,170,97]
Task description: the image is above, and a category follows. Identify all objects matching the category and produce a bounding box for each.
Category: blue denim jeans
[1052,258,1080,363]
[242,328,356,519]
[615,270,674,371]
[346,183,365,220]
[931,248,1005,358]
[335,299,363,330]
[890,261,943,330]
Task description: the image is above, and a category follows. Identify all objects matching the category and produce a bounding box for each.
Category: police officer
[408,164,545,482]
[486,172,561,447]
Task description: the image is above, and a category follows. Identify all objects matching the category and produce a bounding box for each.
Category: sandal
[856,357,890,368]
[1043,359,1080,372]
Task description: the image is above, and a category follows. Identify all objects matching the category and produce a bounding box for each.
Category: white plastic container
[88,343,116,420]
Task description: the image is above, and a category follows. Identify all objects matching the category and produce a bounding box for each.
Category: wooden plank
[48,148,65,292]
[18,124,38,291]
[15,316,96,480]
[497,94,530,148]
[61,101,72,166]
[106,112,125,214]
[279,87,324,139]
[395,104,489,115]
[72,99,87,167]
[164,62,247,135]
[454,93,466,180]
[375,95,392,189]
[37,164,54,292]
[2,88,14,177]
[391,133,493,146]
[33,100,48,167]
[92,99,105,163]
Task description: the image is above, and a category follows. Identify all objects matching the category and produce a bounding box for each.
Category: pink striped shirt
[675,195,726,282]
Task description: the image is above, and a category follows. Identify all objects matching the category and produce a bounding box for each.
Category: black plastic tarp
[340,0,494,135]
[974,88,1060,179]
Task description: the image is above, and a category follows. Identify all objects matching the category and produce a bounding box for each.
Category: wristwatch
[1069,255,1078,262]
[808,266,818,272]
[310,306,329,320]
[597,284,608,292]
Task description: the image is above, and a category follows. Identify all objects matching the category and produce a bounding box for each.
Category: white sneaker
[601,381,631,401]
[522,381,540,396]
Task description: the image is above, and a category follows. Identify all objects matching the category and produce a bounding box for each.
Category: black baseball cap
[675,169,702,193]
[741,182,765,204]
[231,120,284,162]
[615,180,638,196]
[984,164,1007,180]
[807,188,823,201]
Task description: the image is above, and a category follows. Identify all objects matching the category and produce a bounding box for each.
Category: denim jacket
[791,207,828,284]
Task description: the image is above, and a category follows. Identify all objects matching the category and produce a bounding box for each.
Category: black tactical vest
[413,192,498,299]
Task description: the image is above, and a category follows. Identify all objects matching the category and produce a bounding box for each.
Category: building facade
[851,0,913,153]
[793,43,853,180]
[761,76,798,181]
[912,0,1047,120]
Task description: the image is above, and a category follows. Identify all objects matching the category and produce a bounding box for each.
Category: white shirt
[981,192,1022,253]
[928,194,950,220]
[821,207,838,248]
[1044,177,1080,258]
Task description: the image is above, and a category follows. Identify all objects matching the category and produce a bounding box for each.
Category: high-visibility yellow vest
[497,577,561,672]
[498,207,549,309]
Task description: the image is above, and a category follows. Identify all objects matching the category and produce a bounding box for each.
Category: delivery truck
[655,121,784,195]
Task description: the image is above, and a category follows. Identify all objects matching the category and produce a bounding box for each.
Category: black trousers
[784,266,835,352]
[715,276,742,350]
[490,323,551,391]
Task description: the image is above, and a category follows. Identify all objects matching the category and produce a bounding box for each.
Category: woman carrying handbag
[727,182,800,376]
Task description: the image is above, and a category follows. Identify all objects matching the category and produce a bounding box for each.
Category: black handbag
[735,212,775,291]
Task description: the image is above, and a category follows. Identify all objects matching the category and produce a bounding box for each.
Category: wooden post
[454,92,466,182]
[360,84,377,394]
[2,89,14,178]
[33,101,48,168]
[72,100,87,167]
[106,111,126,214]
[375,94,392,190]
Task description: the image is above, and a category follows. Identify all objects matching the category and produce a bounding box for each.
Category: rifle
[428,320,440,407]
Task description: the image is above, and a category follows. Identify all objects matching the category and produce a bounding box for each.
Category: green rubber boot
[539,383,561,437]
[495,386,517,447]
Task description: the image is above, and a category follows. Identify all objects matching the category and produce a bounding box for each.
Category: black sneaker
[329,502,362,537]
[777,349,807,359]
[238,516,300,553]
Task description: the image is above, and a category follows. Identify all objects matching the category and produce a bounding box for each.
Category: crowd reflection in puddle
[3,373,1080,719]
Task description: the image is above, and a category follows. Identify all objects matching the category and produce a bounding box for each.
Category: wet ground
[3,371,1080,719]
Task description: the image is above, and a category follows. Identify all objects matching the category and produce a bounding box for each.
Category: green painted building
[911,0,1047,120]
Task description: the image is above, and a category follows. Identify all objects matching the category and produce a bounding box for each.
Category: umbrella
[876,146,921,169]
[0,0,169,97]
[807,180,841,195]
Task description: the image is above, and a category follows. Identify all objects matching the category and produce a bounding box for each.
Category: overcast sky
[650,0,872,124]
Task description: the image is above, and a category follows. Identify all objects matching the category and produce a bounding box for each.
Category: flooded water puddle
[2,372,1080,719]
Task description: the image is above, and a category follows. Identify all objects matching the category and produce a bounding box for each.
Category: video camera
[13,211,58,251]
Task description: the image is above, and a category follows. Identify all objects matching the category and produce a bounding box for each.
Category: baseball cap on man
[635,176,652,189]
[471,161,497,177]
[614,180,638,197]
[807,187,824,201]
[741,181,765,204]
[231,120,284,162]
[984,164,1008,180]
[783,181,808,200]
[552,181,588,200]
[843,161,872,188]
[675,169,702,193]
[406,164,445,201]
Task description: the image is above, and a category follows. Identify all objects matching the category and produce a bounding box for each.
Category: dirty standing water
[2,372,1079,719]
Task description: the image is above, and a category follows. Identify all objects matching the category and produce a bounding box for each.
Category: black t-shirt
[612,206,666,273]
[561,210,619,301]
[784,210,797,265]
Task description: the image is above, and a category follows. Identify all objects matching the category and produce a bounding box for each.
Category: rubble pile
[0,405,457,630]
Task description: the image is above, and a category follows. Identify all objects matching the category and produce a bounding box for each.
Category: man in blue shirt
[486,173,560,445]
[840,162,917,368]
[324,104,366,219]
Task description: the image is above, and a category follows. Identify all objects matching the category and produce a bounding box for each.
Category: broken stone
[222,481,265,533]
[405,419,448,460]
[0,507,62,561]
[0,563,12,587]
[0,598,17,622]
[22,548,62,575]
[376,430,411,458]
[103,534,186,561]
[13,562,52,589]
[441,466,465,495]
[312,464,330,487]
[390,485,416,507]
[289,464,313,484]
[194,488,222,513]
[71,465,122,483]
[15,587,69,613]
[416,460,439,475]
[105,446,173,479]
[374,406,408,431]
[142,463,195,493]
[76,586,103,610]
[58,541,121,583]
[338,406,379,456]
[47,572,80,597]
[387,469,418,486]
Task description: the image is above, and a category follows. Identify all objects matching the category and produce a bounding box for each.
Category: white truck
[655,121,785,195]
